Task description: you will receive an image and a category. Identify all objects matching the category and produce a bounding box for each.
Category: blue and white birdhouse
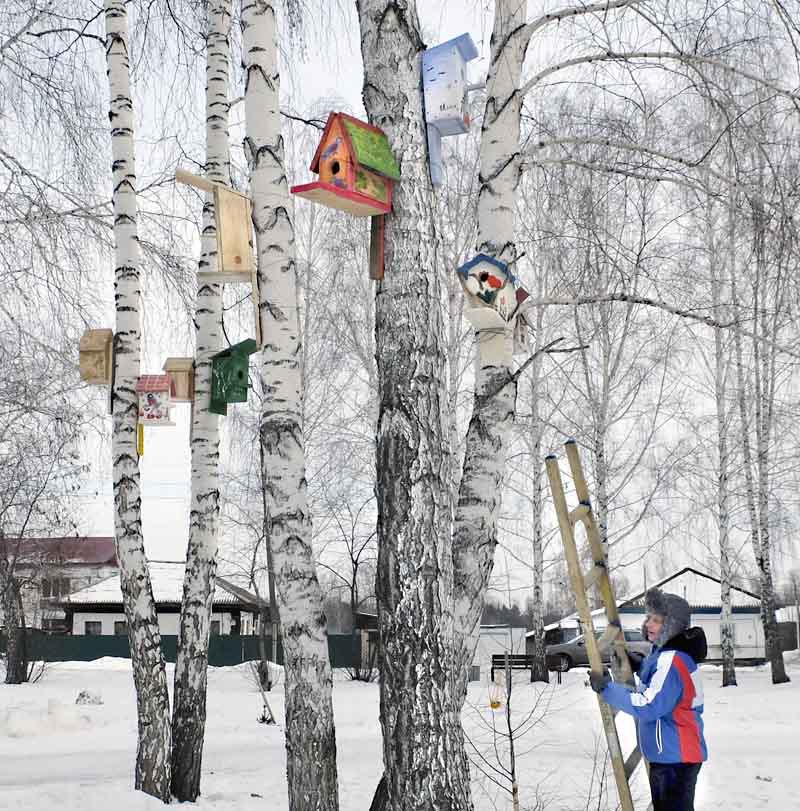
[423,33,480,186]
[458,254,532,365]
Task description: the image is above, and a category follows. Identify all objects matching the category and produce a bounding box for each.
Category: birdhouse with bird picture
[209,339,257,416]
[79,328,114,386]
[290,112,401,217]
[136,375,176,426]
[457,254,532,364]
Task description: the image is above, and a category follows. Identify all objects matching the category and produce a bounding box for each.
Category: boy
[590,588,708,811]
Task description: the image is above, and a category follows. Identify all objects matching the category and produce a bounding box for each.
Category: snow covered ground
[0,652,798,810]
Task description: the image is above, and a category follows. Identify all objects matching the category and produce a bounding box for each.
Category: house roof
[526,565,762,637]
[457,253,511,280]
[62,560,263,608]
[310,112,401,182]
[0,536,117,566]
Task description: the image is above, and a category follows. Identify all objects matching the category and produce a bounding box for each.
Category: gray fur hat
[644,587,691,647]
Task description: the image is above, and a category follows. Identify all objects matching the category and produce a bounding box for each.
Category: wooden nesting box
[209,339,257,416]
[290,113,401,217]
[136,374,176,426]
[162,357,195,402]
[175,170,262,348]
[79,328,113,385]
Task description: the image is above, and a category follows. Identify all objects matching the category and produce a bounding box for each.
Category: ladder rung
[624,747,643,779]
[582,563,607,591]
[568,503,590,524]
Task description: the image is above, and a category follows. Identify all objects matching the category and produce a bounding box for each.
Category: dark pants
[648,762,702,811]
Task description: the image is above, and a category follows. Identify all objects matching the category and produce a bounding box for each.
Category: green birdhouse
[209,339,257,415]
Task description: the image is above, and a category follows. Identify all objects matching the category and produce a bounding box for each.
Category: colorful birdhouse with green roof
[290,112,401,217]
[209,339,257,415]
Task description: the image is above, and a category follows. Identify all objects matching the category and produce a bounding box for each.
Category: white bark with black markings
[104,0,171,801]
[242,2,339,808]
[171,1,230,800]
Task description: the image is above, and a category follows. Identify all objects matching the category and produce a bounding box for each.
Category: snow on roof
[63,560,261,607]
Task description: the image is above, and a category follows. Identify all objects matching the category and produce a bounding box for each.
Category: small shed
[291,112,401,217]
[470,624,527,682]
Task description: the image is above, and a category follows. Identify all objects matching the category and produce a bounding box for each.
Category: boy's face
[645,613,665,643]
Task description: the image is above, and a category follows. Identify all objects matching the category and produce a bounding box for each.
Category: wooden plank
[216,188,254,274]
[545,455,636,811]
[176,168,217,193]
[369,215,385,280]
[197,270,252,284]
[290,181,391,217]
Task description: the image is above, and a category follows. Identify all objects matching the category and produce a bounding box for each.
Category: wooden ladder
[545,439,649,811]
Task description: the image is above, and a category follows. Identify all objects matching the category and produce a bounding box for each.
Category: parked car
[545,628,651,672]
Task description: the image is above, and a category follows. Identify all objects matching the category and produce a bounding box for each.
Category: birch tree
[243,1,340,808]
[104,0,171,800]
[171,0,231,801]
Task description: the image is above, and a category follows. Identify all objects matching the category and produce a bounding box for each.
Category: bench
[490,653,534,683]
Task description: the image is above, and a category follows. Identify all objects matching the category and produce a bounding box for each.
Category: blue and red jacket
[601,628,708,764]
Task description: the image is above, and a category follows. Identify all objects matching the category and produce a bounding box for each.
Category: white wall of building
[471,625,527,681]
[72,610,235,636]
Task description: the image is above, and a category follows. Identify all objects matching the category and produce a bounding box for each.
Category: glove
[627,650,646,674]
[589,668,611,693]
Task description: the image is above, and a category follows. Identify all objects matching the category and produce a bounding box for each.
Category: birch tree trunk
[104,0,171,800]
[714,196,736,688]
[171,1,231,800]
[452,0,527,692]
[242,2,340,808]
[356,2,470,809]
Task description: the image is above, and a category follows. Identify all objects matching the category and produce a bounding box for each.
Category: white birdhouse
[136,375,176,426]
[423,33,480,186]
[458,254,532,366]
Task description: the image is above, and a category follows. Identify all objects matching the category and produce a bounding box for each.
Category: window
[210,620,220,636]
[41,579,51,598]
[114,621,128,636]
[85,621,102,636]
[624,629,644,642]
[59,578,70,597]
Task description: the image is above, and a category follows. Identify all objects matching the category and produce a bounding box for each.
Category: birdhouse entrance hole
[331,160,341,175]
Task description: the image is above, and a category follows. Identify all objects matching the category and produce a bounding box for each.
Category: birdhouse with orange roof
[136,375,176,426]
[290,112,401,217]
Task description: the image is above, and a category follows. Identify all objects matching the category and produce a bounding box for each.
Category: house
[62,560,265,637]
[0,536,119,632]
[528,566,766,663]
[470,624,527,682]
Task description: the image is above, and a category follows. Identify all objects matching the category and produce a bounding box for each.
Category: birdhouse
[290,112,401,217]
[209,339,258,416]
[136,375,176,426]
[458,254,532,366]
[162,357,195,403]
[458,254,519,329]
[423,34,480,186]
[79,328,113,385]
[176,170,262,348]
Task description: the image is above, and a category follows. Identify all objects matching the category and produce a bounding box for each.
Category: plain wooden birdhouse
[79,328,113,386]
[290,112,401,217]
[162,357,194,402]
[136,375,176,426]
[209,339,257,416]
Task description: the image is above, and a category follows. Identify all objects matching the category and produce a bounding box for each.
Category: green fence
[0,631,363,669]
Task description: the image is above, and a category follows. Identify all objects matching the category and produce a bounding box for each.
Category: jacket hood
[645,588,691,646]
[660,626,707,663]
